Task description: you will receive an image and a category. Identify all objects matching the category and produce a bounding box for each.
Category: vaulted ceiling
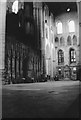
[46,2,77,17]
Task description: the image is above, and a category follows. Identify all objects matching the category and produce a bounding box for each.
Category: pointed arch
[67,35,71,45]
[73,35,77,45]
[60,36,64,46]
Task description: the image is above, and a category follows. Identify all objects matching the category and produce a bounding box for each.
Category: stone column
[40,4,46,77]
[78,1,81,65]
[77,1,81,81]
[0,0,7,118]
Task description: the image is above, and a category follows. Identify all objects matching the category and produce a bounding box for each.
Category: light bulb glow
[67,8,70,12]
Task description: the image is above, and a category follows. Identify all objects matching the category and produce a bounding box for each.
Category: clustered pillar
[0,0,7,118]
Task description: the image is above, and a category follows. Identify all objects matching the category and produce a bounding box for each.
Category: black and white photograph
[0,0,81,119]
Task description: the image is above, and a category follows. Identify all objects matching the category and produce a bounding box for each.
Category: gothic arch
[60,36,64,46]
[73,35,77,45]
[67,35,71,45]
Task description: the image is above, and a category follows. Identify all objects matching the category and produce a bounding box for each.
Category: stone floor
[2,81,81,118]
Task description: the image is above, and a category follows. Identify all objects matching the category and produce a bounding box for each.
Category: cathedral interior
[2,1,81,84]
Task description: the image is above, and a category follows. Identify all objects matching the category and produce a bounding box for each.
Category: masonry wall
[2,2,43,84]
[54,12,79,80]
[4,35,41,84]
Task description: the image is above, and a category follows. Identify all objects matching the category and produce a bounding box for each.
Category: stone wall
[54,12,79,80]
[3,35,41,84]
